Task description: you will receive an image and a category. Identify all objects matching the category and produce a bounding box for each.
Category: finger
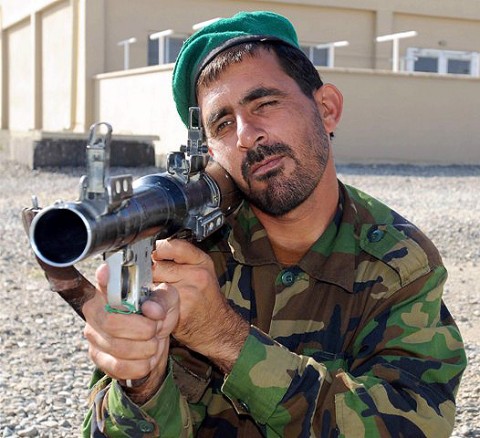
[87,309,159,340]
[151,259,183,284]
[95,263,109,296]
[89,348,153,381]
[82,286,107,323]
[152,257,216,292]
[84,323,158,360]
[88,336,170,381]
[153,239,210,266]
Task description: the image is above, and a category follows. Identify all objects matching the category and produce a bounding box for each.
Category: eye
[255,99,279,113]
[213,118,234,136]
[257,99,279,110]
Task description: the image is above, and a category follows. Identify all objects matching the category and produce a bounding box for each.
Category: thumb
[141,283,179,323]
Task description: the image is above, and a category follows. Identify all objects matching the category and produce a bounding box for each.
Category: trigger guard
[106,251,124,308]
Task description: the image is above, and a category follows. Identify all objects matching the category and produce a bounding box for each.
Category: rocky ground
[0,146,479,437]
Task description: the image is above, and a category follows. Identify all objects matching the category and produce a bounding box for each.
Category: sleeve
[221,265,467,437]
[82,363,196,437]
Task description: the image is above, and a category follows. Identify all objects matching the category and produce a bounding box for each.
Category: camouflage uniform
[83,182,466,437]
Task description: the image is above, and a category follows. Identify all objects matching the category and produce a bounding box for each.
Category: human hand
[82,263,179,404]
[152,239,249,373]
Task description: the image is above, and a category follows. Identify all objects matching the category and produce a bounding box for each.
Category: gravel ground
[0,146,479,437]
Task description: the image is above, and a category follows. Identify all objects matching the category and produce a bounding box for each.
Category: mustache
[241,143,295,180]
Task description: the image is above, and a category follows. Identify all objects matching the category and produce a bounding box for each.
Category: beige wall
[326,69,480,164]
[0,0,57,28]
[41,0,72,131]
[94,66,480,165]
[94,66,184,151]
[7,19,32,130]
[395,14,480,54]
[1,0,480,163]
[99,0,480,72]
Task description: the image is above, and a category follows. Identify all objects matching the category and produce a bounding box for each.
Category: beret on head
[172,11,301,126]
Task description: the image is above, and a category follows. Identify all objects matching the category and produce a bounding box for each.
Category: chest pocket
[360,223,430,288]
[267,273,359,373]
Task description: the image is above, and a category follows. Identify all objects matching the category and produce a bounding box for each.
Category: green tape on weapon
[105,301,139,314]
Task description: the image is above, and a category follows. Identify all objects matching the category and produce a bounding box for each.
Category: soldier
[82,11,466,437]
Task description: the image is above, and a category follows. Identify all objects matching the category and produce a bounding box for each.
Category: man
[82,11,466,437]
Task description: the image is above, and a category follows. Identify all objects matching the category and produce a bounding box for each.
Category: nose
[236,115,267,151]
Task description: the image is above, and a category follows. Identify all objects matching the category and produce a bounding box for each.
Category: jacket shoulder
[345,184,443,288]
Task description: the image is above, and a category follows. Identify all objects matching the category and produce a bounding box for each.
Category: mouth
[249,156,284,178]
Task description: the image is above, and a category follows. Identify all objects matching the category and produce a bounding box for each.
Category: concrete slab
[7,130,159,169]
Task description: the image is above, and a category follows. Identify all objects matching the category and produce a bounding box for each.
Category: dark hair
[197,41,324,101]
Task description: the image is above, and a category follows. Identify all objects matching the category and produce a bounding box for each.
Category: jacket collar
[227,182,360,294]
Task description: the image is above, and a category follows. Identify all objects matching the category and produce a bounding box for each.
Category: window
[300,45,329,66]
[448,59,471,75]
[406,48,480,76]
[148,32,188,65]
[414,56,438,73]
[300,41,349,67]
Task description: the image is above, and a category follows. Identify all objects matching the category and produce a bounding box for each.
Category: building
[1,0,479,166]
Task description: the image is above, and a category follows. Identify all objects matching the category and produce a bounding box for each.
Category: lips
[249,156,284,177]
[242,143,295,182]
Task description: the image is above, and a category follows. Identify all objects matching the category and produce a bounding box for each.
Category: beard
[239,109,330,217]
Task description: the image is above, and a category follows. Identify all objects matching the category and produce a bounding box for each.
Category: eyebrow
[205,86,288,133]
[239,86,288,106]
[205,108,230,133]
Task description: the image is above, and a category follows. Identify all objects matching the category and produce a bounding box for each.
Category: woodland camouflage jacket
[83,182,466,437]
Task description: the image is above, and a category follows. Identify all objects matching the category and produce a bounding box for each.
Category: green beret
[172,11,300,126]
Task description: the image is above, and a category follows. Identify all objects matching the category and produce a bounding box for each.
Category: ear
[313,84,343,135]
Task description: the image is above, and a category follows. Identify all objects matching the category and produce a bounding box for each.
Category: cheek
[209,144,232,168]
[208,146,246,185]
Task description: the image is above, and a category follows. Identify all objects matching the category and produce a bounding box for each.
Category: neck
[251,157,339,266]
